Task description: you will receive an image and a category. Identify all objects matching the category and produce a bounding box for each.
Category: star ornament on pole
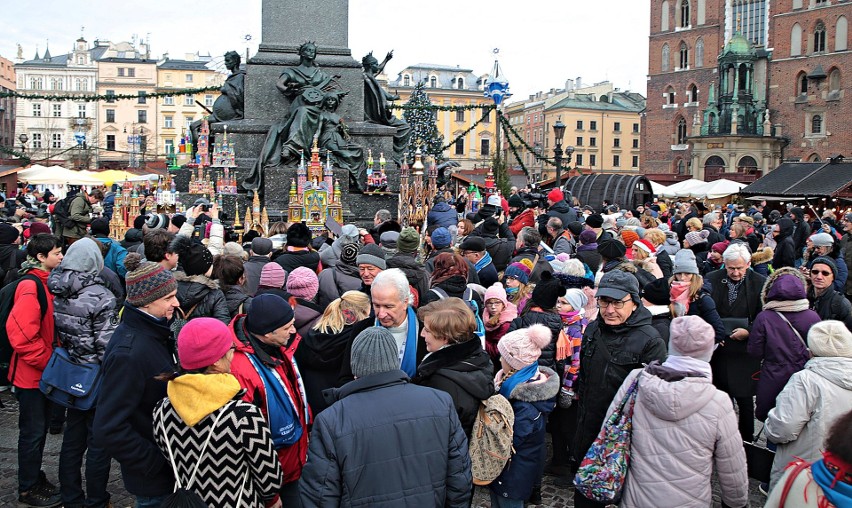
[484,48,511,106]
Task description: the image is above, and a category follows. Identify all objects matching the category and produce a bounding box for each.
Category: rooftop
[741,159,852,197]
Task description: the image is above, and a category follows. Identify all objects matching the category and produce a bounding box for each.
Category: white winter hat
[808,320,852,358]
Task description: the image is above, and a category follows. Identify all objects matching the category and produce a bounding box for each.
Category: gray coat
[317,263,362,308]
[242,255,270,297]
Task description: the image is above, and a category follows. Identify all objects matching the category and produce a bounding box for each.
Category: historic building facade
[0,54,16,153]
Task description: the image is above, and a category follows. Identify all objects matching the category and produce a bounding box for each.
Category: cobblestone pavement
[1,391,766,507]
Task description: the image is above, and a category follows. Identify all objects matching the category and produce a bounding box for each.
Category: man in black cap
[584,213,613,243]
[471,216,516,272]
[572,270,666,508]
[300,327,471,506]
[243,237,273,296]
[459,236,498,288]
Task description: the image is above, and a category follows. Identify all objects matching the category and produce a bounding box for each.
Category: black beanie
[0,223,20,244]
[287,222,312,248]
[531,271,566,310]
[641,277,671,306]
[90,218,110,237]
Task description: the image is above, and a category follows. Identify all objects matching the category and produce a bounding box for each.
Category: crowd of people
[2,182,852,508]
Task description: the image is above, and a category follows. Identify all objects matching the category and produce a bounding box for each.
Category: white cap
[487,195,501,206]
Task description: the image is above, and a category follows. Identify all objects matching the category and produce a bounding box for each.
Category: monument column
[261,0,349,51]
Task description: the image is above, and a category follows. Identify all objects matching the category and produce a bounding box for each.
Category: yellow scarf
[167,373,241,427]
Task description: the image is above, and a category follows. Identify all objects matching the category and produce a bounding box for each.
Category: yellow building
[388,64,497,171]
[156,55,224,160]
[94,41,157,168]
[540,91,646,181]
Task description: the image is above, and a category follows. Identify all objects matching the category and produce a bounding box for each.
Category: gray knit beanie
[351,327,399,377]
[356,244,387,270]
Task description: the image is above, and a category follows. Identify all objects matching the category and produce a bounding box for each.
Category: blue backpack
[429,287,486,343]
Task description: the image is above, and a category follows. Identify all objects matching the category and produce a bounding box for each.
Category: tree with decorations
[492,155,511,196]
[402,82,445,164]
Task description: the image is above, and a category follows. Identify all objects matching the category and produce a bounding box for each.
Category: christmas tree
[402,83,445,164]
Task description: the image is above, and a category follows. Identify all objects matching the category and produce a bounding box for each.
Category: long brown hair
[431,252,469,285]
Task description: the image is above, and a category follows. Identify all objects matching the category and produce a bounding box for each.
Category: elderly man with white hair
[703,242,768,442]
[338,268,427,383]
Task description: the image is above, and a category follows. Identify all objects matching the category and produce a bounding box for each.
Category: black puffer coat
[295,322,361,414]
[274,249,321,274]
[538,200,577,237]
[299,370,472,508]
[411,338,494,437]
[120,228,143,251]
[221,284,251,318]
[508,308,564,373]
[386,252,430,305]
[572,306,667,465]
[772,218,797,270]
[809,286,852,330]
[174,272,230,324]
[482,237,515,272]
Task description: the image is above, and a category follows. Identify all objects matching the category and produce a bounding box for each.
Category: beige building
[95,41,157,168]
[388,64,497,171]
[156,55,224,159]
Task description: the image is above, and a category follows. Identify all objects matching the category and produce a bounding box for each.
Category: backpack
[0,274,49,387]
[430,287,486,343]
[470,394,515,485]
[0,251,21,288]
[170,302,200,339]
[51,194,77,232]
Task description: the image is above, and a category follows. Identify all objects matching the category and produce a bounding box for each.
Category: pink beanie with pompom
[498,323,551,370]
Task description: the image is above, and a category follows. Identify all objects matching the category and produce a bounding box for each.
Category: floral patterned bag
[573,373,640,504]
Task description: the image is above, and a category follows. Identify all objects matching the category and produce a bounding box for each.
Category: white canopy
[660,179,707,198]
[649,180,669,196]
[699,179,747,199]
[659,178,747,199]
[18,165,103,186]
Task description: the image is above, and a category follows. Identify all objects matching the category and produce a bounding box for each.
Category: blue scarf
[505,285,519,296]
[499,363,538,398]
[375,306,419,377]
[812,459,852,508]
[475,251,493,273]
[245,353,308,449]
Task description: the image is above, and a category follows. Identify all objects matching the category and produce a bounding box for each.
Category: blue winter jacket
[427,201,458,229]
[490,366,560,501]
[95,236,128,279]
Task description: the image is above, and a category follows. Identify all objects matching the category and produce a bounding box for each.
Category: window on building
[576,136,583,146]
[204,94,214,107]
[679,42,689,69]
[576,120,584,130]
[77,104,86,118]
[106,134,115,151]
[613,155,621,167]
[837,16,849,51]
[185,116,194,129]
[590,154,597,167]
[32,133,42,148]
[106,90,115,103]
[456,109,465,122]
[32,104,41,117]
[613,122,621,132]
[791,23,803,57]
[814,22,826,53]
[165,139,174,154]
[138,110,147,123]
[164,116,173,128]
[403,75,410,86]
[184,95,194,106]
[430,76,437,88]
[680,0,690,27]
[633,123,640,133]
[590,137,597,147]
[632,155,639,167]
[812,114,823,134]
[661,0,670,31]
[688,84,699,102]
[164,95,174,106]
[455,138,465,155]
[662,44,670,72]
[732,0,767,47]
[829,68,841,92]
[128,67,136,77]
[677,117,688,144]
[52,133,62,149]
[457,77,464,89]
[482,111,491,123]
[139,135,147,153]
[118,68,125,77]
[613,138,621,148]
[481,139,490,156]
[676,159,685,174]
[665,86,676,104]
[138,91,147,104]
[590,121,597,131]
[576,154,583,166]
[738,156,758,172]
[798,72,808,95]
[692,39,703,68]
[185,73,193,83]
[30,77,43,90]
[633,138,640,148]
[106,109,115,123]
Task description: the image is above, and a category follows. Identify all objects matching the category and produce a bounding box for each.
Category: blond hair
[312,291,371,334]
[669,273,705,301]
[686,217,702,232]
[643,228,665,247]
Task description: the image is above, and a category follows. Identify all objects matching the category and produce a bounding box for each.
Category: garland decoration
[499,113,556,166]
[441,107,495,152]
[391,103,495,112]
[0,85,221,103]
[0,146,31,164]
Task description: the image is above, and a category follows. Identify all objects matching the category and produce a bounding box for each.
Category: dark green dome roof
[724,33,754,56]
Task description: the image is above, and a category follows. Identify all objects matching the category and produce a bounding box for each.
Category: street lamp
[553,118,566,189]
[18,133,28,154]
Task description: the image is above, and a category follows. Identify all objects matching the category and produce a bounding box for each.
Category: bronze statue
[362,50,411,164]
[319,91,365,191]
[191,51,245,154]
[245,42,365,194]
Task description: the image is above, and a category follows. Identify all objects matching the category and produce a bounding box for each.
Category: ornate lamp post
[484,49,511,167]
[553,118,566,189]
[18,133,29,155]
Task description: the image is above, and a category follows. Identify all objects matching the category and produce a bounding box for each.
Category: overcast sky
[0,0,651,101]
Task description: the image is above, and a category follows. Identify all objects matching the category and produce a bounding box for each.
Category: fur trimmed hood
[760,266,808,305]
[751,246,774,265]
[174,271,220,290]
[508,366,560,402]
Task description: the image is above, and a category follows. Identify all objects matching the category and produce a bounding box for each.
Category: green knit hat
[397,227,420,254]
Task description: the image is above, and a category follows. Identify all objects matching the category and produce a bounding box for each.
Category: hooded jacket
[299,370,472,508]
[613,366,749,508]
[316,261,361,308]
[490,366,560,501]
[411,338,494,437]
[427,200,458,229]
[789,208,812,258]
[509,208,536,236]
[120,228,143,251]
[242,255,270,297]
[153,374,283,507]
[48,263,117,365]
[749,268,821,421]
[6,268,54,389]
[174,272,230,325]
[808,284,852,331]
[540,200,577,237]
[293,298,322,339]
[772,218,797,270]
[482,236,516,272]
[573,306,667,466]
[751,246,774,277]
[94,235,128,279]
[765,357,852,489]
[221,284,251,318]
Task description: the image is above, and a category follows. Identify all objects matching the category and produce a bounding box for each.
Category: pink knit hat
[669,316,715,362]
[484,282,509,306]
[497,324,552,370]
[259,263,286,289]
[286,266,319,300]
[177,318,234,370]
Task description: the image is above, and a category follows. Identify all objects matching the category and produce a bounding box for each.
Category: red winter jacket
[7,269,55,389]
[229,315,310,485]
[510,209,536,236]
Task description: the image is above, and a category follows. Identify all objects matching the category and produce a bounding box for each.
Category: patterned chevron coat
[153,395,283,506]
